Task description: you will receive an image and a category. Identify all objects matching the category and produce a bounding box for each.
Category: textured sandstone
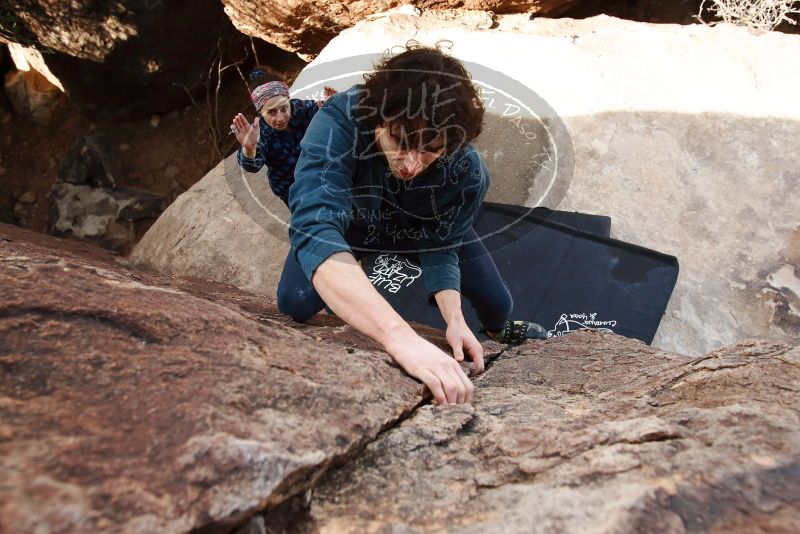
[297,332,800,532]
[221,2,584,58]
[3,224,798,532]
[129,155,290,298]
[0,224,454,532]
[2,67,62,125]
[6,43,64,91]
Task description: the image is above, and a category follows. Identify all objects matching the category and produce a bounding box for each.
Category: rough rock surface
[48,135,167,253]
[0,223,459,533]
[3,224,798,532]
[6,42,64,91]
[129,155,290,297]
[57,136,123,189]
[48,183,166,253]
[221,2,584,58]
[132,14,800,355]
[5,0,243,118]
[297,332,800,532]
[292,12,800,356]
[3,66,62,125]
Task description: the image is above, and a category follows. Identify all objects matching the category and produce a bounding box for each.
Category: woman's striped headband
[251,81,290,111]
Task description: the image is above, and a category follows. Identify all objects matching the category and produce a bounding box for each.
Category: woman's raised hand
[231,113,260,153]
[322,86,337,99]
[317,86,338,108]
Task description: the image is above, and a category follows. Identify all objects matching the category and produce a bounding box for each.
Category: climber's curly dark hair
[355,41,485,155]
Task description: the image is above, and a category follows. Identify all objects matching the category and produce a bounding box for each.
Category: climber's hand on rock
[385,333,474,405]
[232,113,259,153]
[445,319,485,376]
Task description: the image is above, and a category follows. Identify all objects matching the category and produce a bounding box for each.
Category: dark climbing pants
[277,226,512,333]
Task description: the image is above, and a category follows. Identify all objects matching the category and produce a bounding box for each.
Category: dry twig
[176,34,250,160]
[697,0,800,30]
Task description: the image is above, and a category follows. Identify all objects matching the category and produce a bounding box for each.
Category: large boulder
[129,155,291,297]
[47,182,166,253]
[295,12,800,356]
[131,13,800,355]
[5,0,251,118]
[0,223,438,532]
[3,222,798,532]
[221,2,586,59]
[294,333,800,532]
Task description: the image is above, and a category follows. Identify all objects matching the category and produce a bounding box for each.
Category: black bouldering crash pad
[361,202,678,345]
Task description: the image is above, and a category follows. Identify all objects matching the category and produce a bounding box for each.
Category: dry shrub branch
[697,0,800,30]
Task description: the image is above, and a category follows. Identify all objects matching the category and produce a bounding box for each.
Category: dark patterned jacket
[236,98,321,204]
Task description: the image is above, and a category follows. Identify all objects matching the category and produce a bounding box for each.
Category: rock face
[3,223,799,532]
[48,183,166,253]
[129,155,290,297]
[293,12,800,356]
[6,43,64,91]
[132,13,800,355]
[3,41,66,137]
[5,0,242,118]
[48,136,167,253]
[0,223,435,533]
[297,333,800,532]
[221,2,584,59]
[57,136,123,189]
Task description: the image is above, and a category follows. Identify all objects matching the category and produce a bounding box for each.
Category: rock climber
[278,43,547,405]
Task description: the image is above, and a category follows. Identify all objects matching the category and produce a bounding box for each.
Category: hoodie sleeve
[287,98,357,282]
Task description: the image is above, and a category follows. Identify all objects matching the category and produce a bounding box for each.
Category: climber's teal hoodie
[287,85,490,300]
